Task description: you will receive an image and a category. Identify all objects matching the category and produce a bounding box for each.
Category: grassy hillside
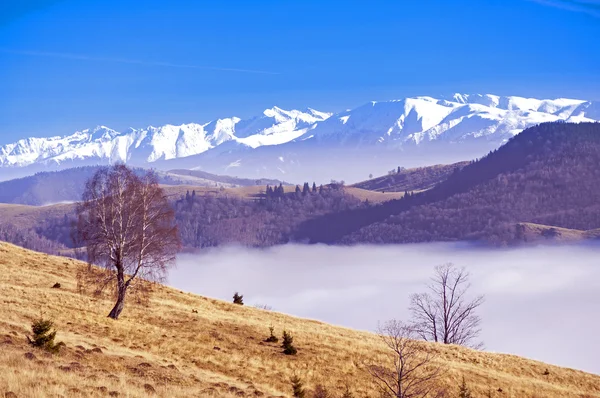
[0,167,284,206]
[352,162,469,193]
[166,169,285,187]
[511,222,600,243]
[1,242,599,398]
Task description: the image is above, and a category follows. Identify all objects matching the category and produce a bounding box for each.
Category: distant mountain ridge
[1,94,598,182]
[0,107,330,168]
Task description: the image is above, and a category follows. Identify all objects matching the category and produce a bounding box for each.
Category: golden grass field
[515,222,600,242]
[0,203,76,230]
[1,242,599,398]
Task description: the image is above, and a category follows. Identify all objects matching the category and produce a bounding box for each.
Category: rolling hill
[1,242,599,397]
[295,122,600,245]
[352,162,469,193]
[0,167,285,206]
[0,183,396,252]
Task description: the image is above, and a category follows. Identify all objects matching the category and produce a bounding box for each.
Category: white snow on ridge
[0,108,331,168]
[0,94,598,171]
[301,94,598,146]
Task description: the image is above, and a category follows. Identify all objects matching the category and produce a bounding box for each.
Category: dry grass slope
[1,242,599,398]
[515,222,600,242]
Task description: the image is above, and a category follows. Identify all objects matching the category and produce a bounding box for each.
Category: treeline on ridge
[296,122,600,245]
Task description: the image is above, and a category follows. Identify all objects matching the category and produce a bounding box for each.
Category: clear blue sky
[1,0,599,144]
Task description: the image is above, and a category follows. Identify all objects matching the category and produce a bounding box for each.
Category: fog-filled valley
[4,1,600,396]
[172,242,600,374]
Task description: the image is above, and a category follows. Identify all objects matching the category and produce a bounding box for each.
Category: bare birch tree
[409,263,484,348]
[366,320,446,398]
[76,165,180,319]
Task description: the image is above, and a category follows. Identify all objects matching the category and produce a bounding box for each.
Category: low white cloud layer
[170,242,600,374]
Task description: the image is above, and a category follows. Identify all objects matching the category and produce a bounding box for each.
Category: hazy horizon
[169,242,600,375]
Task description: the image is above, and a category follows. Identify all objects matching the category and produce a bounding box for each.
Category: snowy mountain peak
[1,94,598,182]
[300,94,598,147]
[0,106,331,168]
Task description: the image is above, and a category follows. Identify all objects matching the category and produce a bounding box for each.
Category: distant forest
[173,183,362,247]
[2,122,600,253]
[296,122,600,245]
[30,183,363,251]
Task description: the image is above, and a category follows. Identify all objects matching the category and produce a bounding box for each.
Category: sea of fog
[169,242,600,375]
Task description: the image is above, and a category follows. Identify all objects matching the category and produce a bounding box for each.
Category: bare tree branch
[410,263,484,349]
[75,165,180,319]
[365,320,447,398]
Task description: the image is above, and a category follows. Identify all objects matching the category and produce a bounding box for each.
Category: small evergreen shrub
[265,326,279,343]
[341,385,354,398]
[290,375,305,398]
[312,384,330,398]
[52,283,61,289]
[282,330,297,355]
[27,317,63,353]
[458,377,472,398]
[233,292,244,305]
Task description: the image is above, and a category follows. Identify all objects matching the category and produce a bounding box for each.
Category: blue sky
[1,0,599,144]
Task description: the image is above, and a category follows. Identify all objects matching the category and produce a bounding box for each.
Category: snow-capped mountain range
[0,107,330,168]
[1,94,598,183]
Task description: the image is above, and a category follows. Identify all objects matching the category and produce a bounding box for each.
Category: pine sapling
[458,376,473,398]
[265,326,279,343]
[313,384,330,398]
[282,330,297,355]
[341,385,354,398]
[290,375,305,398]
[27,317,63,354]
[233,292,244,305]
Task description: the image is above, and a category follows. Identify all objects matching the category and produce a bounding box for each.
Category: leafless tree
[409,263,484,348]
[75,164,180,319]
[366,320,446,398]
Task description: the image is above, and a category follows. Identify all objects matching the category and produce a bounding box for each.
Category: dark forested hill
[352,161,469,192]
[0,183,362,251]
[295,122,600,245]
[3,122,600,251]
[173,184,361,247]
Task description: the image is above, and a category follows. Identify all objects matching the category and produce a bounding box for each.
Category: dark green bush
[282,330,297,355]
[233,292,244,305]
[27,317,63,353]
[458,377,472,398]
[341,385,354,398]
[312,384,329,398]
[290,375,305,398]
[264,326,278,343]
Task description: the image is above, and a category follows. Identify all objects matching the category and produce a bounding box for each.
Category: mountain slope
[294,122,600,244]
[352,161,469,192]
[1,242,599,397]
[0,107,331,180]
[0,167,284,206]
[129,94,600,183]
[2,94,598,183]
